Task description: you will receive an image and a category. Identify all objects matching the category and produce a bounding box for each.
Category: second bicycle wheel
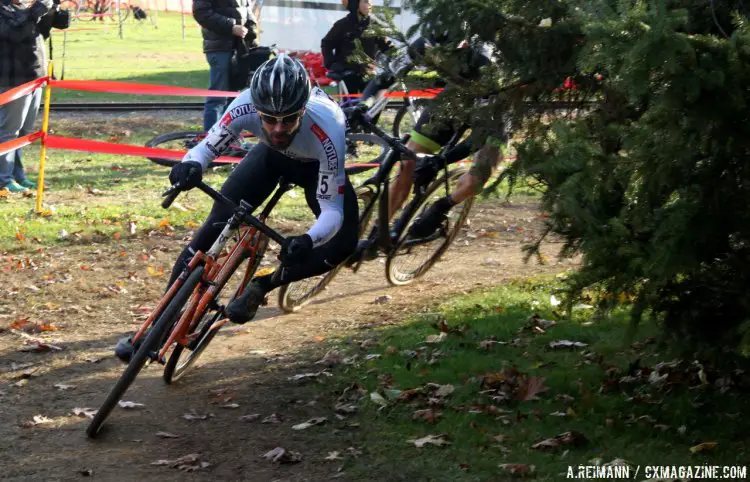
[277,185,376,312]
[145,131,258,168]
[385,166,474,286]
[345,133,389,175]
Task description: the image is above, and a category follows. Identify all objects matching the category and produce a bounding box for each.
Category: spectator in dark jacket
[193,0,257,132]
[0,0,53,194]
[320,0,391,94]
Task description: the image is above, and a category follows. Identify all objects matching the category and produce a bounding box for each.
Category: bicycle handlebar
[344,106,421,162]
[161,182,288,247]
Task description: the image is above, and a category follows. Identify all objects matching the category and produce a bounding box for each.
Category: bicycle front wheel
[385,167,474,286]
[86,266,205,438]
[278,185,376,312]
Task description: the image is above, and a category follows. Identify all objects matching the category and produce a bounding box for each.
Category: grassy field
[50,13,208,103]
[296,278,749,480]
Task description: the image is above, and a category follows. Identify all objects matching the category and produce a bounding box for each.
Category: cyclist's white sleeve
[305,114,347,248]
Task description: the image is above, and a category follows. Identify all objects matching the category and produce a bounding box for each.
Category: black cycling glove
[281,234,313,266]
[169,161,203,190]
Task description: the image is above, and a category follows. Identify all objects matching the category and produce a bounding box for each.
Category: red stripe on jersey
[310,123,327,142]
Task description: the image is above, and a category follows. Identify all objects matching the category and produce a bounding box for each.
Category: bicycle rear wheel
[385,167,474,286]
[86,266,205,438]
[163,236,269,383]
[392,99,428,138]
[277,185,376,312]
[145,131,257,168]
[345,133,389,174]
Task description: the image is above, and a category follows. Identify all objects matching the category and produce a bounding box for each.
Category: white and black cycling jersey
[183,87,348,248]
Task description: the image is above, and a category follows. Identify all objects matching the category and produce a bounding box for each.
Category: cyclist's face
[358,0,371,16]
[260,110,303,149]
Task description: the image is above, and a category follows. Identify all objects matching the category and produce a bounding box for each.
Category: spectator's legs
[13,88,43,185]
[203,50,233,132]
[0,89,35,189]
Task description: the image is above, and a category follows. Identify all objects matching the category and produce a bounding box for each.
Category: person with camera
[0,0,67,194]
[193,0,258,133]
[321,0,391,94]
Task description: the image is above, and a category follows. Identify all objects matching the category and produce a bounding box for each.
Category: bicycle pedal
[146,350,165,364]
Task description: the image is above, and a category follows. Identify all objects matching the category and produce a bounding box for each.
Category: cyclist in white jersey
[115,54,358,362]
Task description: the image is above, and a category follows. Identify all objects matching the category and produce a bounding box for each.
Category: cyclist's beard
[264,125,300,150]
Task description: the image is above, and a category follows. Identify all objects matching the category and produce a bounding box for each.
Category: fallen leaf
[54,384,76,391]
[324,451,343,461]
[20,341,63,352]
[262,447,302,464]
[689,441,718,454]
[372,295,392,304]
[412,409,442,424]
[287,371,332,382]
[20,414,54,428]
[12,379,29,387]
[548,340,588,349]
[407,434,450,448]
[434,384,455,398]
[425,332,447,344]
[118,400,145,409]
[292,416,327,430]
[261,413,281,424]
[220,403,240,409]
[182,412,212,421]
[155,431,181,438]
[531,431,588,451]
[315,350,344,367]
[239,414,261,422]
[72,407,97,419]
[369,392,388,407]
[151,453,211,471]
[517,376,549,401]
[478,339,506,349]
[434,319,465,336]
[499,463,536,477]
[334,403,357,414]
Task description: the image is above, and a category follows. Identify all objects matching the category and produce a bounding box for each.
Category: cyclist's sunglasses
[259,109,303,126]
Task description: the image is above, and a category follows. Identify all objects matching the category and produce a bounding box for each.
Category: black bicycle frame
[353,115,467,255]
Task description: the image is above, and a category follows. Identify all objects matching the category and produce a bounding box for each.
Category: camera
[38,0,71,39]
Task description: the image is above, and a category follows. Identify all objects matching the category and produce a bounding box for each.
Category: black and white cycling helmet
[249,53,311,116]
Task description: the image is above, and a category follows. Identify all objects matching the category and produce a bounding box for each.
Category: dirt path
[0,200,575,481]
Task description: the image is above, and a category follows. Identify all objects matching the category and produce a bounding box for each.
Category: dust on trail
[0,198,575,481]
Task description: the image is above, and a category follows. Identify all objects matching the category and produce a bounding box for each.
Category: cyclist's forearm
[307,208,343,247]
[443,139,474,165]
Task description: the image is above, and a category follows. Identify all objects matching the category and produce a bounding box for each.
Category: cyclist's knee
[399,157,417,174]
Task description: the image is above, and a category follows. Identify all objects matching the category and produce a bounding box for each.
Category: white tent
[155,0,420,51]
[257,0,419,51]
